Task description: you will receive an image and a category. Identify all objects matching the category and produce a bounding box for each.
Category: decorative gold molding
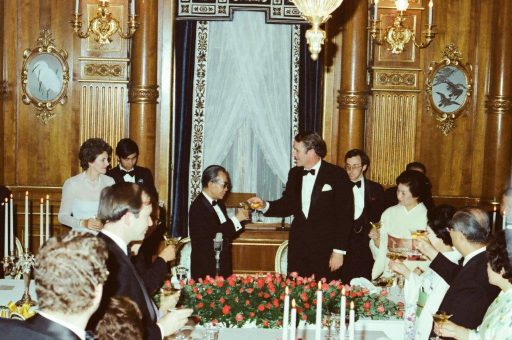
[486,96,512,115]
[376,71,416,87]
[337,92,368,110]
[84,63,123,77]
[128,85,160,104]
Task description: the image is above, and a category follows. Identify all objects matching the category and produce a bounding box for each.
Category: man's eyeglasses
[344,164,362,171]
[212,180,231,189]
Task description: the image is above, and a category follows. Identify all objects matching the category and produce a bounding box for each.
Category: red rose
[228,279,236,287]
[377,305,385,313]
[245,300,250,306]
[206,288,213,294]
[265,303,271,309]
[188,279,195,285]
[263,320,269,328]
[257,278,265,289]
[222,305,231,315]
[330,291,336,298]
[301,314,308,320]
[219,297,225,304]
[380,289,388,296]
[235,313,244,322]
[192,287,198,293]
[249,312,255,318]
[210,302,215,308]
[217,281,224,288]
[273,298,280,308]
[263,293,270,299]
[350,292,357,298]
[197,302,204,309]
[363,301,371,310]
[397,310,404,318]
[195,294,202,299]
[226,289,231,295]
[304,303,310,309]
[300,292,308,301]
[258,305,265,312]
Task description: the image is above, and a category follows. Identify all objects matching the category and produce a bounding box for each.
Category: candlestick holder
[2,251,18,278]
[15,249,36,307]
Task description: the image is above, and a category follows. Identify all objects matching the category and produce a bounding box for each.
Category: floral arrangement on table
[0,301,35,320]
[180,272,403,328]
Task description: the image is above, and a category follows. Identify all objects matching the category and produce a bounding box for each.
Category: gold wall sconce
[292,0,344,61]
[70,0,138,45]
[369,0,436,54]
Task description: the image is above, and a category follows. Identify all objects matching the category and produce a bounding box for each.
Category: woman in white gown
[58,138,115,233]
[389,205,462,340]
[369,170,432,279]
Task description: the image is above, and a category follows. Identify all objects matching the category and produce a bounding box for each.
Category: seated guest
[96,296,143,340]
[389,205,461,340]
[383,161,433,210]
[0,232,109,340]
[370,170,431,279]
[88,183,191,340]
[417,207,500,335]
[189,165,249,280]
[433,230,512,339]
[341,149,385,282]
[58,138,115,233]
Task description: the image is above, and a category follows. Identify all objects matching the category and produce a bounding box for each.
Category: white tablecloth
[0,279,38,306]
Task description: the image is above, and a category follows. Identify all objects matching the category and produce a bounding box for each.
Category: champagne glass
[431,311,452,340]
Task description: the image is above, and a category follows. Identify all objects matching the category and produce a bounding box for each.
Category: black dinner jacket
[265,160,354,278]
[107,165,156,197]
[0,314,79,340]
[430,251,500,330]
[88,232,162,340]
[362,177,385,225]
[189,193,245,280]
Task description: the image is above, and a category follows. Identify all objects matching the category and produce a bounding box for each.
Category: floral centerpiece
[180,272,402,328]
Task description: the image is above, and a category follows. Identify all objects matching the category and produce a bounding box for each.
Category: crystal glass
[430,311,452,340]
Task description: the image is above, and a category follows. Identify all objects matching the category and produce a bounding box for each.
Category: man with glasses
[249,132,353,280]
[341,149,384,282]
[189,165,249,279]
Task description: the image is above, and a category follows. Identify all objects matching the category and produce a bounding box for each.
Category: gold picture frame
[426,43,473,135]
[21,29,69,124]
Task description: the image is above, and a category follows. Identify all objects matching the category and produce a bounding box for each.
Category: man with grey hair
[417,207,500,333]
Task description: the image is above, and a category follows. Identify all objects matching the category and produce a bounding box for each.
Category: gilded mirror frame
[426,43,473,135]
[21,29,69,124]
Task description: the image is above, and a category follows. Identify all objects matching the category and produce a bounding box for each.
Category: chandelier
[369,0,436,54]
[70,0,138,45]
[292,0,344,61]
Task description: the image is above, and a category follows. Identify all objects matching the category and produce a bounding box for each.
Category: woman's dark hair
[396,170,432,204]
[79,138,112,170]
[428,204,456,246]
[486,231,512,284]
[201,165,230,189]
[115,138,139,158]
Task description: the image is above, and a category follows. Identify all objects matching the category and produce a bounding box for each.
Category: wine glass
[431,311,452,340]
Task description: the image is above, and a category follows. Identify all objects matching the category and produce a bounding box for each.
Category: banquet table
[0,279,38,306]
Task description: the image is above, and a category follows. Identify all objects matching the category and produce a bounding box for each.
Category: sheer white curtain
[203,11,293,211]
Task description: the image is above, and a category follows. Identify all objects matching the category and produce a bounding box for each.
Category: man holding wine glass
[248,132,354,280]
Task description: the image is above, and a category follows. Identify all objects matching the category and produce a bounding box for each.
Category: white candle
[9,194,14,253]
[75,0,80,14]
[282,286,290,340]
[492,205,497,233]
[39,198,44,248]
[3,202,7,257]
[373,0,379,21]
[315,281,323,340]
[289,299,297,340]
[45,195,50,241]
[348,301,355,340]
[340,286,346,339]
[428,0,433,25]
[24,191,29,250]
[130,0,135,16]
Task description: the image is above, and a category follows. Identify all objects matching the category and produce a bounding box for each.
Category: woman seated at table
[389,204,461,340]
[433,230,512,339]
[58,138,115,233]
[369,170,431,279]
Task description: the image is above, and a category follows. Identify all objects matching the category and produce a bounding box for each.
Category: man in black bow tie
[340,149,384,282]
[249,132,353,280]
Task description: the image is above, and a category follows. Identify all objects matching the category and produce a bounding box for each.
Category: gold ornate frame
[21,29,69,124]
[426,43,473,135]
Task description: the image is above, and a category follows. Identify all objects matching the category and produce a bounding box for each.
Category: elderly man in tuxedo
[249,132,353,280]
[189,165,249,279]
[87,183,191,340]
[341,149,384,282]
[417,207,500,334]
[0,232,108,340]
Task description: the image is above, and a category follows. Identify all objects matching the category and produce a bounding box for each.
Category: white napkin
[350,277,380,294]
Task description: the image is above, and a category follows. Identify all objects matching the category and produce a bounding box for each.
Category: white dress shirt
[301,160,321,218]
[202,192,242,231]
[120,165,136,183]
[352,176,365,219]
[101,229,129,255]
[462,246,486,266]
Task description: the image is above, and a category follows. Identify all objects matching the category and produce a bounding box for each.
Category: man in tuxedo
[0,232,109,340]
[189,165,249,279]
[87,183,191,340]
[107,138,156,196]
[249,132,353,280]
[340,149,384,282]
[417,207,500,334]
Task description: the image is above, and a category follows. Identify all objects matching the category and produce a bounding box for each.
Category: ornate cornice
[337,92,369,110]
[129,85,159,104]
[486,96,512,115]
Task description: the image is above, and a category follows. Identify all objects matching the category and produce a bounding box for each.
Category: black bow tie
[353,180,361,188]
[121,170,135,177]
[303,169,316,176]
[212,200,218,206]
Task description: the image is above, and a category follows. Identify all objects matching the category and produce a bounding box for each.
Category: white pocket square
[321,184,332,191]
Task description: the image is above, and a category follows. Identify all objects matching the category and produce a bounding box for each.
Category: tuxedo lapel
[199,193,223,224]
[27,314,80,340]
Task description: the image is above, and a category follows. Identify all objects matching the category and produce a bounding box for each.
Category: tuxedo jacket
[265,160,354,279]
[189,193,244,280]
[107,165,157,198]
[360,177,385,228]
[430,251,500,330]
[0,314,79,340]
[88,233,162,340]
